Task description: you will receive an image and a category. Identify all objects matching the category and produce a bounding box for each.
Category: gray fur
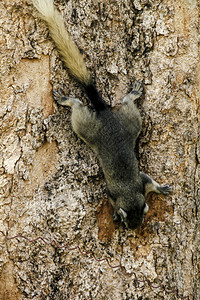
[33,0,172,229]
[54,83,172,229]
[140,172,173,197]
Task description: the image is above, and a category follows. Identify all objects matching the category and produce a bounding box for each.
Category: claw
[53,89,69,104]
[130,81,143,96]
[158,184,173,195]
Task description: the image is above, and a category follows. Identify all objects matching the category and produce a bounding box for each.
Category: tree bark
[0,0,199,299]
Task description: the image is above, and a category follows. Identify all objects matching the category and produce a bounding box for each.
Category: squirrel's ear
[144,203,149,214]
[118,208,128,228]
[118,208,127,222]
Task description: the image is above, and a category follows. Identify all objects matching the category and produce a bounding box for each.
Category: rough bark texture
[0,0,199,299]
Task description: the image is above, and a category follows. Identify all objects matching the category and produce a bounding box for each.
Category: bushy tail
[32,0,91,85]
[32,0,107,110]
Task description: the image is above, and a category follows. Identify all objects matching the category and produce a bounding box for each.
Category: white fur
[32,0,91,84]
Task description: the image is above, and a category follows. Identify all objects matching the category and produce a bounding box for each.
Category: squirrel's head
[117,199,149,229]
[107,184,149,229]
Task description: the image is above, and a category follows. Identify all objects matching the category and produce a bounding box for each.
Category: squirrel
[32,0,172,229]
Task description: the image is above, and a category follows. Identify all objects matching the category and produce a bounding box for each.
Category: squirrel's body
[32,0,172,229]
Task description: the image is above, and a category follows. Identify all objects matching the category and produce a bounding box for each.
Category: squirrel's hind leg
[53,89,82,107]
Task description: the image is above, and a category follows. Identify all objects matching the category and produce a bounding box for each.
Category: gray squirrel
[32,0,172,229]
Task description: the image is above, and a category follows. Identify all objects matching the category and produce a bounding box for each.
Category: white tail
[32,0,91,85]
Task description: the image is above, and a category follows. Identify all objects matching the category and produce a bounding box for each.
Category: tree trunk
[0,0,199,299]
